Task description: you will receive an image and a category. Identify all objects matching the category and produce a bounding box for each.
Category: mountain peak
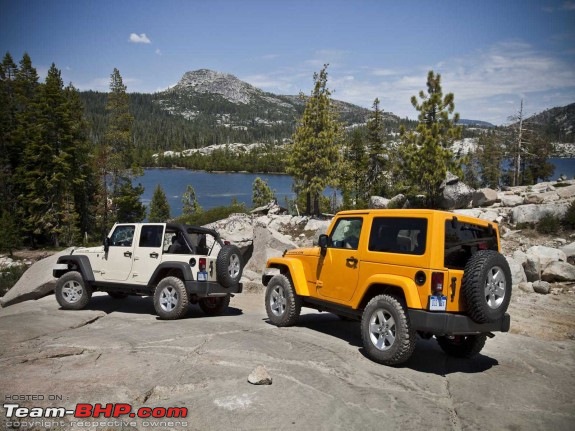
[175,69,259,104]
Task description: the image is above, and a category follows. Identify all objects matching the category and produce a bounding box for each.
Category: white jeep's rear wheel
[154,276,189,320]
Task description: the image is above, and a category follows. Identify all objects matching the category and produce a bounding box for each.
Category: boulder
[560,241,575,258]
[206,214,254,253]
[388,194,407,209]
[499,194,524,207]
[369,196,389,209]
[472,188,499,207]
[541,261,575,282]
[248,365,272,385]
[532,280,552,294]
[526,246,567,269]
[245,224,297,274]
[506,256,527,286]
[556,184,575,199]
[439,172,474,210]
[523,256,542,282]
[524,191,559,204]
[512,203,571,225]
[0,248,73,307]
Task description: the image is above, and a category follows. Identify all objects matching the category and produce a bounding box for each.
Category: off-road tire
[462,250,512,323]
[436,334,487,358]
[361,294,416,366]
[154,276,189,320]
[265,274,301,327]
[199,295,231,316]
[55,271,92,310]
[216,244,243,288]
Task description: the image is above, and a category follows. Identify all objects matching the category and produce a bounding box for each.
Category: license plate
[429,295,447,311]
[197,271,208,282]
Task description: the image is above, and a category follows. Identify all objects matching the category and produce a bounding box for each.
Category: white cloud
[129,33,151,44]
[155,48,162,56]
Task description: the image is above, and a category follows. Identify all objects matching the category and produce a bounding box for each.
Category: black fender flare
[53,255,95,283]
[148,262,194,287]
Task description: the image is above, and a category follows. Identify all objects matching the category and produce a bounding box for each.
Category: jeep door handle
[124,251,132,258]
[150,252,159,259]
[346,256,358,266]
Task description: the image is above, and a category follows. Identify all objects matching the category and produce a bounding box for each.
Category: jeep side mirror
[318,234,329,254]
[104,237,110,253]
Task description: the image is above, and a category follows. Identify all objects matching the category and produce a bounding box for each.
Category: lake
[139,169,296,216]
[139,157,575,217]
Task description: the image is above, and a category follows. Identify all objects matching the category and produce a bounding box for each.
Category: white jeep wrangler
[53,223,243,319]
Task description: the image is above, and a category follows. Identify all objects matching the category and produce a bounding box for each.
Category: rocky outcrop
[439,172,474,210]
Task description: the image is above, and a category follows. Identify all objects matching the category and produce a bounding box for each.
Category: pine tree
[252,177,275,207]
[287,65,342,215]
[98,68,144,230]
[0,53,19,215]
[365,98,388,197]
[477,130,504,188]
[340,128,368,209]
[397,71,463,208]
[182,185,202,216]
[149,184,171,222]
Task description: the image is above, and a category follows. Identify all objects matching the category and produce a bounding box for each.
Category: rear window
[444,220,498,269]
[369,217,427,255]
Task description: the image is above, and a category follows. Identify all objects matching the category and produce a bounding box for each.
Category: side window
[109,225,135,247]
[139,225,163,248]
[369,217,427,255]
[329,218,363,250]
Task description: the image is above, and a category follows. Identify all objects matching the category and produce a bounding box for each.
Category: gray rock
[247,365,272,385]
[526,246,567,269]
[472,188,499,207]
[517,281,533,293]
[245,225,297,273]
[532,280,552,294]
[439,172,474,210]
[556,184,575,199]
[369,196,389,209]
[523,257,542,282]
[560,241,575,258]
[512,203,571,225]
[0,248,73,307]
[206,214,254,253]
[541,261,575,282]
[500,193,524,207]
[388,194,407,209]
[506,257,527,286]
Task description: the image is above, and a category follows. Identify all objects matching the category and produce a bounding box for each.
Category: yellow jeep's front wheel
[265,274,302,327]
[361,294,416,366]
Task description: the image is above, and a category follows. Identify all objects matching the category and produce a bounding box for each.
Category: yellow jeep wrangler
[262,209,511,366]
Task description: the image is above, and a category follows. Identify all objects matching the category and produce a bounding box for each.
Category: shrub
[536,213,560,235]
[0,265,27,297]
[175,202,248,226]
[563,200,575,229]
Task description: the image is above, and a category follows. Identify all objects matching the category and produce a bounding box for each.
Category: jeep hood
[71,245,105,254]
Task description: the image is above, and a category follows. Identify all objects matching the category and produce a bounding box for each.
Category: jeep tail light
[224,240,230,245]
[431,272,444,294]
[199,258,206,272]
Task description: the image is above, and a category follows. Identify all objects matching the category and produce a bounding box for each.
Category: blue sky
[1,0,574,125]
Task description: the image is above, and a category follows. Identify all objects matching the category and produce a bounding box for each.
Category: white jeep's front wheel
[55,271,92,310]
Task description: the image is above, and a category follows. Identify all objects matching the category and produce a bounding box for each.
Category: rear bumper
[185,280,242,297]
[408,310,510,335]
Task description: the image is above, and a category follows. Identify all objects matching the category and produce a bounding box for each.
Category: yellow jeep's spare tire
[461,250,512,323]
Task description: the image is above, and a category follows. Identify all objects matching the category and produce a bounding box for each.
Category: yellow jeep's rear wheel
[265,274,301,327]
[361,294,416,366]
